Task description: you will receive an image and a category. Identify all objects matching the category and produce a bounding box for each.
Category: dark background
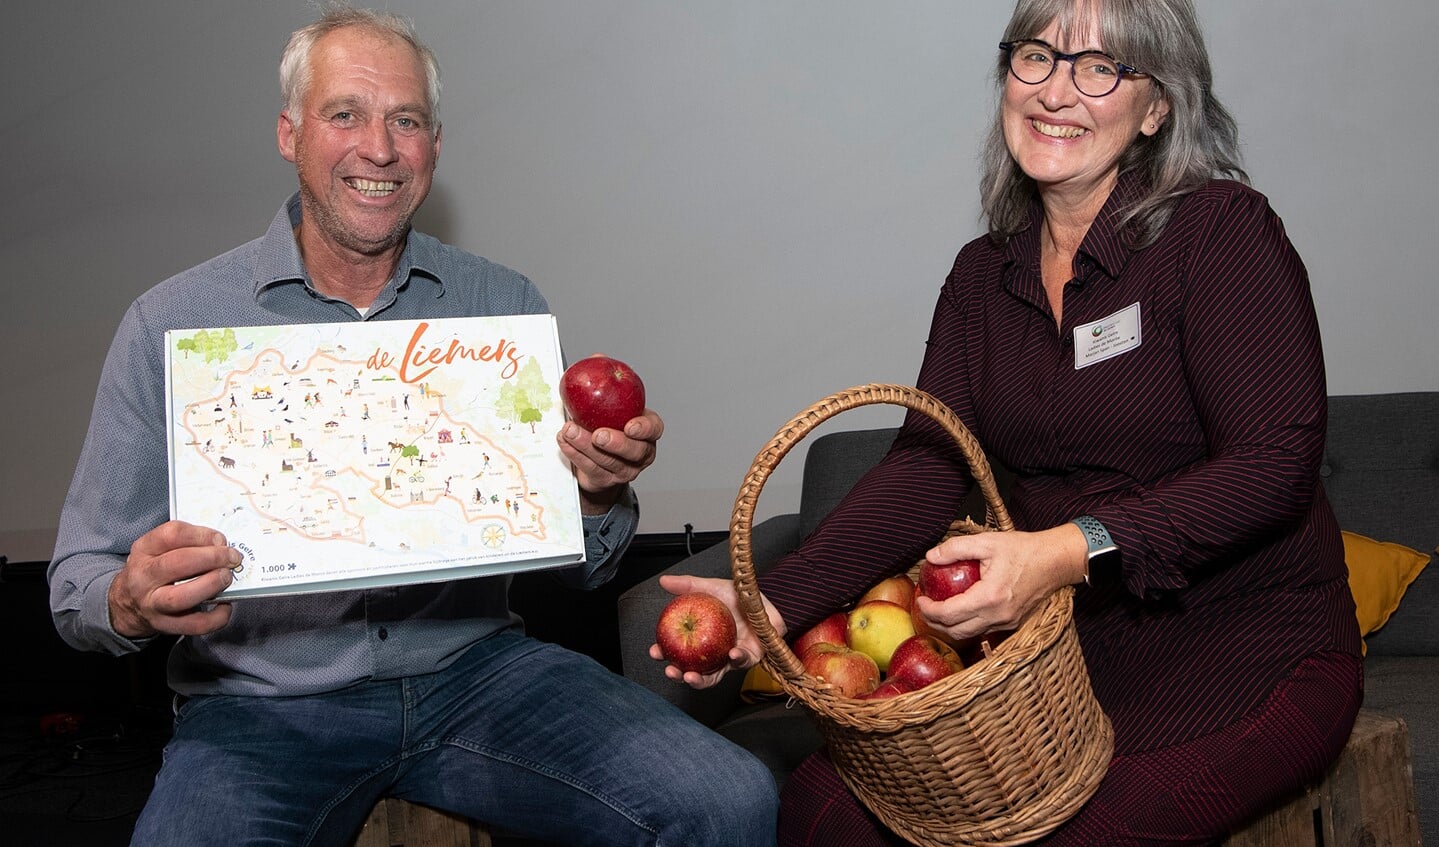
[0,531,722,846]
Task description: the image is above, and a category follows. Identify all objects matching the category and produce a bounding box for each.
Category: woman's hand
[648,574,786,689]
[913,524,1087,643]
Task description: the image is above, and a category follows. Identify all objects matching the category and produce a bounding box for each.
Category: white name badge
[1074,302,1142,369]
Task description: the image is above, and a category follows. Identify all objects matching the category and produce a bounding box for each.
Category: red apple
[801,643,880,698]
[560,355,646,432]
[886,635,964,691]
[846,600,916,673]
[858,575,916,610]
[793,611,849,657]
[917,559,981,601]
[856,679,914,700]
[656,593,737,675]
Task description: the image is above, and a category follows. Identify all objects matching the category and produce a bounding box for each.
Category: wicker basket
[729,384,1113,847]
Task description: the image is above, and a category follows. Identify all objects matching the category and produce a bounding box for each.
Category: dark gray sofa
[616,391,1439,843]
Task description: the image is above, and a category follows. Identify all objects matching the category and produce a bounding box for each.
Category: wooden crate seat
[1224,709,1420,846]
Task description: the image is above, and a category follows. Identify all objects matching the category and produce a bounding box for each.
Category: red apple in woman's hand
[917,559,981,601]
[560,355,645,431]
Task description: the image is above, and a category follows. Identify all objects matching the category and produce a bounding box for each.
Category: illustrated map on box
[164,314,583,598]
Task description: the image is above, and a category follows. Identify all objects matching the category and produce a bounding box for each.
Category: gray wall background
[4,1,1436,563]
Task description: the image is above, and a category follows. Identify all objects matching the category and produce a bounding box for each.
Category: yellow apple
[846,599,916,672]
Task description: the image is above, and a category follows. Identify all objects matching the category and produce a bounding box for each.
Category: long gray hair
[979,0,1245,248]
[278,5,442,133]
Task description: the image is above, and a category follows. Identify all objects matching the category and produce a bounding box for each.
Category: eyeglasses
[999,40,1146,98]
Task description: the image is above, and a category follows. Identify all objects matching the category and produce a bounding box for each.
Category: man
[48,9,777,846]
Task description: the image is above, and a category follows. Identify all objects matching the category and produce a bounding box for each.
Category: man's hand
[558,409,663,515]
[108,520,242,639]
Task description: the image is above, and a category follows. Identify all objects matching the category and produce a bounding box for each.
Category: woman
[654,0,1361,843]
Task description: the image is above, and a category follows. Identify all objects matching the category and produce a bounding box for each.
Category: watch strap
[1070,515,1118,585]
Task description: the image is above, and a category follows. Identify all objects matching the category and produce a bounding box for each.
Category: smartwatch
[1070,515,1120,585]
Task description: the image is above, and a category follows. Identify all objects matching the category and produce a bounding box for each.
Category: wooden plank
[400,800,492,847]
[352,797,493,847]
[1223,709,1420,847]
[352,797,394,847]
[1224,787,1317,846]
[1318,711,1420,847]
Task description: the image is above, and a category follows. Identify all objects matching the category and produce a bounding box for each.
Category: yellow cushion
[1342,531,1430,650]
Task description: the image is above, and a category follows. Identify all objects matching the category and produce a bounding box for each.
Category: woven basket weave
[729,384,1113,847]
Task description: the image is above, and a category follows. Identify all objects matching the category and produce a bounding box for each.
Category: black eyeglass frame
[998,39,1147,97]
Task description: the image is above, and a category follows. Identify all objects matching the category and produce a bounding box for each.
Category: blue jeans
[133,629,778,846]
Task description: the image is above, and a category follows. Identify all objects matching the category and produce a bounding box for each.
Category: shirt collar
[1002,169,1148,283]
[1078,171,1146,280]
[252,192,448,303]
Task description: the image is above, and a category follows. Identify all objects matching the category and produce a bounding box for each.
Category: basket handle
[729,383,1013,684]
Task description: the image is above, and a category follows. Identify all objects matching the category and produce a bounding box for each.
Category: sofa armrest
[616,513,804,727]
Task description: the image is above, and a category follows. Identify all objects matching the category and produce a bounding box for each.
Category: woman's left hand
[913,524,1087,642]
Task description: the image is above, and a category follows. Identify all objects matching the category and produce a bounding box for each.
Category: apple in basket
[856,679,915,700]
[887,635,964,691]
[560,355,646,432]
[917,559,981,601]
[656,593,737,675]
[847,600,916,673]
[857,575,916,610]
[793,611,849,657]
[801,643,880,698]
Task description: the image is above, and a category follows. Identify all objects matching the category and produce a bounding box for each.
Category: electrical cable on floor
[0,712,167,824]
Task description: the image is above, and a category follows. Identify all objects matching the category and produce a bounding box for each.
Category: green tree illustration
[187,328,239,365]
[497,358,553,433]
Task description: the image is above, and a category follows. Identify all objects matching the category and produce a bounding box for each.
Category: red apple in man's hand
[560,355,646,432]
[801,643,880,698]
[886,635,964,691]
[792,612,849,657]
[656,593,737,675]
[858,575,916,610]
[917,559,981,601]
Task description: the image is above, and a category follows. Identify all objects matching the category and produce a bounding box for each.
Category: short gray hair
[279,5,442,132]
[979,0,1246,248]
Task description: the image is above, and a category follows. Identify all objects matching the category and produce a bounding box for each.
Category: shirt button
[377,627,389,640]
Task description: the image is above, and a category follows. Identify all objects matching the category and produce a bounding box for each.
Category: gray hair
[979,0,1246,248]
[279,5,442,132]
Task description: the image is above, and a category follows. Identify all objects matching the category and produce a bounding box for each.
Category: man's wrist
[579,483,627,516]
[106,569,153,640]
